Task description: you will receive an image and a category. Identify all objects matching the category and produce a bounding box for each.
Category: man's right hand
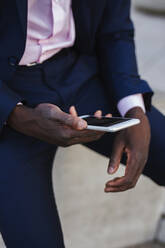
[7,103,107,146]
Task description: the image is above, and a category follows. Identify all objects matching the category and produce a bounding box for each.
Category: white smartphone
[80,115,140,132]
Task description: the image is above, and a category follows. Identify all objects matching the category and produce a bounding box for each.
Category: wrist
[125,107,146,119]
[125,107,151,142]
[7,105,36,129]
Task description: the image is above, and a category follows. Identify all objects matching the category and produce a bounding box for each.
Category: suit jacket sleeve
[0,79,24,131]
[96,0,153,111]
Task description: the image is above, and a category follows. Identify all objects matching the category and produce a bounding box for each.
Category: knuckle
[63,131,72,140]
[60,140,71,147]
[131,154,142,166]
[62,143,70,148]
[136,154,143,162]
[64,115,71,123]
[129,181,136,189]
[126,179,133,186]
[66,115,75,126]
[130,183,135,189]
[134,151,148,164]
[128,185,134,190]
[48,106,56,118]
[60,129,72,140]
[58,131,73,147]
[36,104,53,119]
[110,157,115,163]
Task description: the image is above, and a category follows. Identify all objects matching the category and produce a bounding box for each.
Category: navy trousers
[0,49,165,247]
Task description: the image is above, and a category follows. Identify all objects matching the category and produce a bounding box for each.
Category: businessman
[0,0,165,247]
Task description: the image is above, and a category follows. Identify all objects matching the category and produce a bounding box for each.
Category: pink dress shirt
[19,0,145,116]
[20,0,75,65]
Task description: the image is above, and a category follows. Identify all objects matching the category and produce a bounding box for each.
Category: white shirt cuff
[117,94,146,117]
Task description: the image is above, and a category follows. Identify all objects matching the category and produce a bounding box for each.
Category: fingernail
[78,120,86,129]
[108,166,115,174]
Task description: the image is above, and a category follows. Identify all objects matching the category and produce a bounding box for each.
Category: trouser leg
[0,126,64,248]
[2,48,164,247]
[85,107,165,186]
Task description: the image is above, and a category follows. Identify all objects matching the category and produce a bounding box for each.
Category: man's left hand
[105,107,151,193]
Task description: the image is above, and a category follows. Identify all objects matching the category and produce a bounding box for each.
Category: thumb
[108,139,124,174]
[56,110,87,130]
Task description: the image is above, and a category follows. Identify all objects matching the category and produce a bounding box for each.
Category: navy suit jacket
[0,0,153,130]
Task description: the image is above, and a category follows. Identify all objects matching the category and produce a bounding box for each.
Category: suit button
[8,56,19,66]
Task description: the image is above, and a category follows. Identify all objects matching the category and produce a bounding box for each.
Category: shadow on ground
[127,242,165,248]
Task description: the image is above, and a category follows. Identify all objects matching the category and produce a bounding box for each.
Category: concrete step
[152,92,165,114]
[126,242,165,248]
[134,0,165,14]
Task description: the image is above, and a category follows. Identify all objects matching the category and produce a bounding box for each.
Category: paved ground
[132,3,165,96]
[125,3,165,248]
[127,242,165,248]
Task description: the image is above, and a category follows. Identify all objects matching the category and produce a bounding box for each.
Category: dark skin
[7,104,109,146]
[105,107,151,193]
[8,104,151,193]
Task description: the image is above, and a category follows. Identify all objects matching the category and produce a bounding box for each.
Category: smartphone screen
[82,116,131,127]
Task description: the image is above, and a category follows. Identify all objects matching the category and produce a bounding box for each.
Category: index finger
[105,151,142,192]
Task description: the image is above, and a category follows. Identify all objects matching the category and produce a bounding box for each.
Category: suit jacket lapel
[72,0,91,50]
[15,0,28,35]
[72,0,106,51]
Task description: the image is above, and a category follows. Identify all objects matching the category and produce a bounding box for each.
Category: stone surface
[132,2,165,94]
[134,0,165,12]
[54,145,165,248]
[157,218,165,244]
[126,242,165,248]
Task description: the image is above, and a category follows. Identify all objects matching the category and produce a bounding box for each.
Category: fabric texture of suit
[0,1,164,247]
[0,0,153,130]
